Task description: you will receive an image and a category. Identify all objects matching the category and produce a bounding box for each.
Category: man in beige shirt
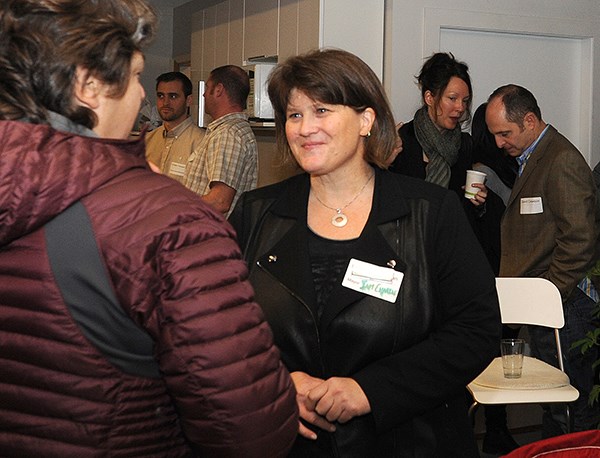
[146,72,204,184]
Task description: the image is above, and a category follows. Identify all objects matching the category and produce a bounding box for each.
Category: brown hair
[0,0,156,128]
[488,84,542,128]
[417,52,472,126]
[156,72,193,97]
[267,48,397,168]
[209,65,250,109]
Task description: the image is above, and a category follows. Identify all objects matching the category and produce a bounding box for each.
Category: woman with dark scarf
[389,53,488,219]
[391,54,519,454]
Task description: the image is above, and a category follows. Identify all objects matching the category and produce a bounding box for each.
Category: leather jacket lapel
[253,169,412,330]
[256,222,317,313]
[319,220,406,332]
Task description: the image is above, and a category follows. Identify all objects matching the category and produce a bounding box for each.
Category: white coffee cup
[464,170,486,199]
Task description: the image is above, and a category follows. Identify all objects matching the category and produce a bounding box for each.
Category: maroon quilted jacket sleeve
[89,169,299,457]
[0,121,297,456]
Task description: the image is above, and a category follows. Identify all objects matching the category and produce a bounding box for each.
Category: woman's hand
[305,377,371,424]
[467,182,488,206]
[290,371,336,440]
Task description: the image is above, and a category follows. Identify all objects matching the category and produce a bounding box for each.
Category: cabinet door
[279,0,320,63]
[190,9,208,126]
[191,9,204,80]
[297,0,320,55]
[244,0,278,61]
[229,0,244,66]
[278,0,297,62]
[215,2,230,67]
[202,5,217,80]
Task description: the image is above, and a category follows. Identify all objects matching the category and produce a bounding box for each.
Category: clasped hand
[290,371,371,440]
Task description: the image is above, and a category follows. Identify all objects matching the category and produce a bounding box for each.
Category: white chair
[467,277,579,432]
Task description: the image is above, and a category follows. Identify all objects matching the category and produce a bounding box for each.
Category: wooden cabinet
[278,0,320,63]
[241,0,321,64]
[202,5,217,76]
[297,0,320,56]
[229,0,244,66]
[187,0,383,184]
[278,0,299,61]
[215,2,230,67]
[190,0,245,124]
[190,9,205,125]
[243,0,279,61]
[191,0,244,82]
[190,0,383,82]
[191,0,319,76]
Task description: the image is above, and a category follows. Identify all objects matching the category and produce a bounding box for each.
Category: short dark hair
[472,102,518,189]
[417,52,472,125]
[267,48,397,168]
[488,84,542,127]
[156,72,193,97]
[208,65,249,109]
[0,0,156,127]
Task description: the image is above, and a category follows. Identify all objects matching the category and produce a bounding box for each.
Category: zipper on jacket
[256,260,326,375]
[257,260,343,458]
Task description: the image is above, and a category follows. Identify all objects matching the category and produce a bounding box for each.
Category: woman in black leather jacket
[230,49,501,457]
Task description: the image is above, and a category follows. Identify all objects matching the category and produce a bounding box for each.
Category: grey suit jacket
[500,125,600,300]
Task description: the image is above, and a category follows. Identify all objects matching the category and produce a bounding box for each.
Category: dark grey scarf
[413,106,461,188]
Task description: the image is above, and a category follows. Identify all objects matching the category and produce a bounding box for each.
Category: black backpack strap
[45,201,160,378]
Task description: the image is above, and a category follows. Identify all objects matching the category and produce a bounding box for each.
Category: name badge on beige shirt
[520,197,543,214]
[168,162,186,177]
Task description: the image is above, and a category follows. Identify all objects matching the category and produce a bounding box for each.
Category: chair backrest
[495,277,564,329]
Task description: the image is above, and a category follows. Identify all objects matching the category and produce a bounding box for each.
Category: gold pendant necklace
[312,172,374,228]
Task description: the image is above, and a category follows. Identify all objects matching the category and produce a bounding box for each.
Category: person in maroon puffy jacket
[0,1,298,456]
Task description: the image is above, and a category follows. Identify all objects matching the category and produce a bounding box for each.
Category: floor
[473,403,544,456]
[477,425,543,457]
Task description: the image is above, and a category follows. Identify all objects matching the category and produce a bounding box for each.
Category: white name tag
[168,161,186,177]
[342,258,403,303]
[520,197,543,214]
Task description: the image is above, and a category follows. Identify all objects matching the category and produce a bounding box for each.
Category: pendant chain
[312,172,374,228]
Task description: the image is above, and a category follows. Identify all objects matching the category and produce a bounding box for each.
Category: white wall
[385,0,600,165]
[148,0,600,165]
[320,0,385,80]
[143,5,177,105]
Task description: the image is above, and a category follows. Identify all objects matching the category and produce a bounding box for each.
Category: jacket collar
[206,111,248,131]
[47,111,97,137]
[507,125,557,208]
[268,167,412,224]
[0,119,147,246]
[257,166,412,331]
